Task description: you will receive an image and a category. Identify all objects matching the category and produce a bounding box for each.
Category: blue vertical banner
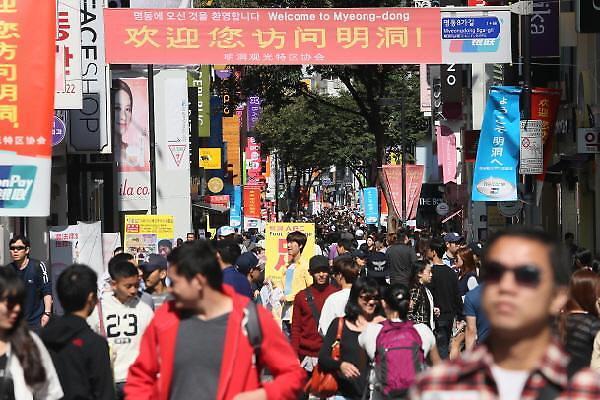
[363,187,379,224]
[230,185,242,228]
[472,86,521,202]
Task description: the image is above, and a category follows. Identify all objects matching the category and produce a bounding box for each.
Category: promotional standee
[0,2,55,216]
[265,223,315,289]
[124,215,175,262]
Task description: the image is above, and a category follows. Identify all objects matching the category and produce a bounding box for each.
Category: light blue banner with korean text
[230,185,242,227]
[363,187,379,224]
[472,86,521,202]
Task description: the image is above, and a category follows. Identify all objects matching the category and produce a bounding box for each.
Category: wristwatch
[43,312,51,317]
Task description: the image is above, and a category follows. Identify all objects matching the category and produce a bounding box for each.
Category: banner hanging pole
[148,64,157,215]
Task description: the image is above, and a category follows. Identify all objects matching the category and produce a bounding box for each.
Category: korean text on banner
[55,0,82,109]
[114,78,151,211]
[471,86,521,202]
[243,187,261,219]
[0,2,55,216]
[124,215,174,262]
[519,120,544,175]
[230,186,242,228]
[441,10,511,64]
[265,223,315,289]
[363,187,379,224]
[104,8,442,65]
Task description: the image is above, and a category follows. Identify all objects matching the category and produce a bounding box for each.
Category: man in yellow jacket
[281,231,313,336]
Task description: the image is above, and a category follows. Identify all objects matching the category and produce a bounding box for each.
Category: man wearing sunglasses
[6,235,52,330]
[412,227,600,399]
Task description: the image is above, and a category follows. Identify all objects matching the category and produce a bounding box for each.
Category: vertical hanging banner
[0,2,55,216]
[436,125,457,184]
[223,116,241,185]
[363,187,379,224]
[247,95,261,132]
[380,165,425,220]
[230,185,242,228]
[188,66,211,137]
[245,137,262,180]
[243,187,262,219]
[69,0,109,153]
[55,0,83,109]
[519,120,544,175]
[531,88,561,180]
[113,78,151,211]
[471,86,521,202]
[531,0,559,57]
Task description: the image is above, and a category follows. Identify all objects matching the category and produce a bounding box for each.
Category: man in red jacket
[125,241,305,400]
[291,255,339,373]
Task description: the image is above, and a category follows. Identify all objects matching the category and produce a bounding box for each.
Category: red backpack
[374,320,425,398]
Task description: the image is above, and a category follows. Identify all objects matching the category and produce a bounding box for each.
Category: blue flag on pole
[230,185,242,227]
[472,86,521,202]
[363,187,379,224]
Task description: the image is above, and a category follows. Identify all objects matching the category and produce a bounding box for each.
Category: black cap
[309,255,330,273]
[140,254,167,275]
[468,241,484,257]
[236,252,259,275]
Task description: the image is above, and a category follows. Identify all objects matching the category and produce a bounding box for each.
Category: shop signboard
[55,0,83,109]
[577,128,600,154]
[230,186,242,227]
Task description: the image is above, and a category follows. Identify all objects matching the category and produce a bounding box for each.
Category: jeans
[435,319,452,359]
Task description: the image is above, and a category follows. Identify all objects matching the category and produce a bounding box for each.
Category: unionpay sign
[0,2,56,216]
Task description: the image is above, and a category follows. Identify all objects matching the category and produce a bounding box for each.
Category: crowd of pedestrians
[2,216,600,398]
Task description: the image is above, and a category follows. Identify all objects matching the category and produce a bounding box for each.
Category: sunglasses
[9,246,26,251]
[359,293,380,302]
[482,261,541,287]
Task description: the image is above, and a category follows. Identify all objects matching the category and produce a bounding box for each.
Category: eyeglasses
[9,246,26,251]
[482,261,541,287]
[359,294,380,302]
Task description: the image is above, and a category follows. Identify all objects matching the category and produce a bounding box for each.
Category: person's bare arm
[465,316,477,351]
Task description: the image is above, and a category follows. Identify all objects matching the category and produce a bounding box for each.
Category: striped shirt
[410,339,600,400]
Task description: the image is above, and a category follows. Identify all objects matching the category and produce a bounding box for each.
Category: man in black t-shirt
[6,235,52,330]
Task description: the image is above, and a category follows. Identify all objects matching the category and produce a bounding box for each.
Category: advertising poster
[472,86,521,202]
[363,187,379,224]
[230,186,242,228]
[55,0,83,109]
[265,223,315,289]
[199,147,222,169]
[124,215,174,262]
[243,187,262,219]
[519,120,544,175]
[0,2,55,216]
[69,0,109,153]
[441,11,512,64]
[104,8,442,65]
[114,78,151,211]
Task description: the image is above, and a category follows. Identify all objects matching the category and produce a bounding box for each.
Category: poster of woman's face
[112,78,150,173]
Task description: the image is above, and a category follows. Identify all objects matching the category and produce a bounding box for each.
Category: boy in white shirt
[88,261,154,399]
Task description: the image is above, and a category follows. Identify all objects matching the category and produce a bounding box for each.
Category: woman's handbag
[305,318,344,398]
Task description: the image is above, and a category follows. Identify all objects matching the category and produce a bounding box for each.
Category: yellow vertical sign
[265,222,315,288]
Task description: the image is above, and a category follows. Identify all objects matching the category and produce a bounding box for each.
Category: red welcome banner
[243,187,261,218]
[531,88,561,182]
[104,8,441,65]
[381,165,424,220]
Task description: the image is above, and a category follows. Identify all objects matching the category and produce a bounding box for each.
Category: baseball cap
[355,229,364,238]
[309,255,330,273]
[443,232,463,243]
[140,254,167,275]
[217,226,236,237]
[235,252,259,275]
[352,249,368,259]
[468,241,484,257]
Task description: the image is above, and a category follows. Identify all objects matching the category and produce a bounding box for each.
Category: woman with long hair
[359,284,440,399]
[456,247,479,298]
[559,269,600,374]
[0,267,62,399]
[318,277,383,399]
[407,260,436,331]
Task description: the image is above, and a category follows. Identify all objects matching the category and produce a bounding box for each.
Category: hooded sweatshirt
[40,314,115,400]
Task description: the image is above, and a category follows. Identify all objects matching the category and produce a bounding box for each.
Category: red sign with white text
[243,187,261,218]
[104,8,442,65]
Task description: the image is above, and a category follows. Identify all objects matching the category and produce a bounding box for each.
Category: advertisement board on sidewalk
[265,223,315,289]
[124,215,174,262]
[0,1,55,216]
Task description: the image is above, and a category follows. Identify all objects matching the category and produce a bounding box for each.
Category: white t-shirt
[358,320,436,360]
[318,288,351,336]
[87,295,154,383]
[490,365,529,400]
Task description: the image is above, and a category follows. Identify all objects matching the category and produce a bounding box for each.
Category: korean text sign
[0,1,55,216]
[362,187,379,224]
[104,8,441,65]
[265,223,315,288]
[472,86,521,202]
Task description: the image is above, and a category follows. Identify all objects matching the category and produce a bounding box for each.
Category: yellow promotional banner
[200,147,222,170]
[124,215,174,261]
[265,223,315,289]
